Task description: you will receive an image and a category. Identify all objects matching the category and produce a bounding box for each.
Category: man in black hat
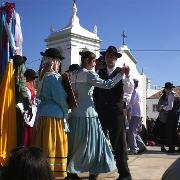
[160,82,179,153]
[93,46,132,180]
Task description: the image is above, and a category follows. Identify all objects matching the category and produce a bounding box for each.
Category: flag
[0,61,16,166]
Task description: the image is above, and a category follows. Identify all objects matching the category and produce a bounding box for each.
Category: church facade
[45,2,101,72]
[44,1,147,124]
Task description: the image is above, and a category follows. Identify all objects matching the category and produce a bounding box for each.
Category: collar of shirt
[107,66,117,76]
[171,91,176,95]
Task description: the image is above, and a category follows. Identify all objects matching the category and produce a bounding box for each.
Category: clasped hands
[121,63,130,77]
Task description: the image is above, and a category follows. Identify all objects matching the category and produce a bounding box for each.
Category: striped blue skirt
[67,116,116,174]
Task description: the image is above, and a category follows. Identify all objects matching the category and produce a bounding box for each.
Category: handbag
[159,110,169,123]
[61,72,77,109]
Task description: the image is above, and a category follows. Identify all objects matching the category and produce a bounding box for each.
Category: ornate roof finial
[70,0,79,27]
[72,0,77,18]
[121,31,127,45]
[50,25,55,33]
[93,25,97,35]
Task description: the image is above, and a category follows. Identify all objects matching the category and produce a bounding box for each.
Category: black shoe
[167,147,176,154]
[66,173,81,179]
[89,174,98,180]
[116,175,132,180]
[138,147,147,154]
[176,147,180,152]
[128,150,138,155]
[161,146,167,152]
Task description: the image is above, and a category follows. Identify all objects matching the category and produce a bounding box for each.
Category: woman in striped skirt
[67,51,124,179]
[31,48,68,178]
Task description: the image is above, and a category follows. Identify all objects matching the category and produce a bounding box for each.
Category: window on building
[152,104,158,112]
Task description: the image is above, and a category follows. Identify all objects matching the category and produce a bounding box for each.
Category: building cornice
[119,45,137,64]
[45,32,101,44]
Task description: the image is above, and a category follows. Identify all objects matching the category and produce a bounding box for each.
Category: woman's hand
[123,63,130,77]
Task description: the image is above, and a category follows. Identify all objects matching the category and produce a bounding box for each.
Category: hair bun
[79,50,96,62]
[79,51,93,57]
[79,51,84,56]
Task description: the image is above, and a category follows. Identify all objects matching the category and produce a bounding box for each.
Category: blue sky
[6,0,180,86]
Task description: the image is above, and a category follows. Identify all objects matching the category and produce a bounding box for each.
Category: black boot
[176,146,180,152]
[116,175,132,180]
[66,172,81,179]
[89,174,98,180]
[161,146,167,152]
[167,147,175,153]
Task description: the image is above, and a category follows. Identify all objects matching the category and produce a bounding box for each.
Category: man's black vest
[94,67,124,111]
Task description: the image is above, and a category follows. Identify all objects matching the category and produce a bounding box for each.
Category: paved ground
[56,146,180,180]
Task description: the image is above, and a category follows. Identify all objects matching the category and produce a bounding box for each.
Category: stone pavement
[56,146,180,180]
[124,146,180,180]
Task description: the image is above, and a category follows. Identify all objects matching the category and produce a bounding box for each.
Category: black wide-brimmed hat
[12,55,24,67]
[40,48,64,60]
[66,64,81,72]
[100,46,122,58]
[163,82,175,89]
[24,69,38,79]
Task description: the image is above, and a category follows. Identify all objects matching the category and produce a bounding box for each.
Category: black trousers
[166,111,179,150]
[98,107,131,178]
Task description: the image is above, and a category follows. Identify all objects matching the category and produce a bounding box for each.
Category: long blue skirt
[67,117,117,174]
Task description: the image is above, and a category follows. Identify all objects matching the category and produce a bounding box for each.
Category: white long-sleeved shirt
[123,76,134,105]
[162,91,175,111]
[107,66,134,105]
[128,88,141,117]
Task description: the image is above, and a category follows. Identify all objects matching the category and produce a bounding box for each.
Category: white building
[118,45,147,123]
[44,1,147,124]
[146,80,162,120]
[147,87,180,120]
[147,79,161,98]
[147,97,159,120]
[45,2,101,72]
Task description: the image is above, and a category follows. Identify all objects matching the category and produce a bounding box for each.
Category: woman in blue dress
[67,51,125,179]
[31,48,68,178]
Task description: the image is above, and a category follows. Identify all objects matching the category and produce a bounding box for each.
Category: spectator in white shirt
[128,79,146,154]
